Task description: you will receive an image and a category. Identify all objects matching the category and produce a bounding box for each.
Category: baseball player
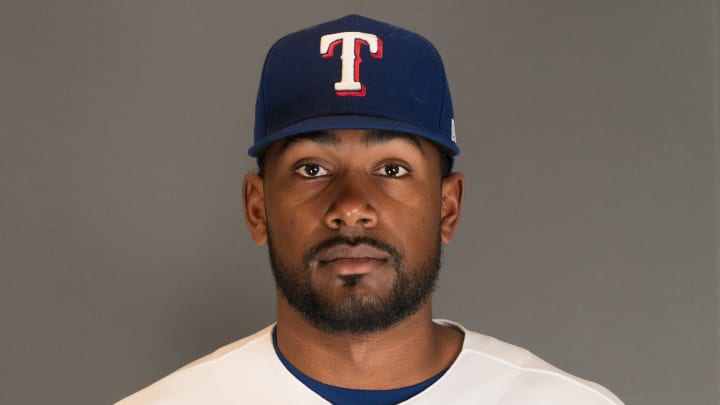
[117,15,623,404]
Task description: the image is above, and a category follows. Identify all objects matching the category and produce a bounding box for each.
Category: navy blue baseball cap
[250,14,459,162]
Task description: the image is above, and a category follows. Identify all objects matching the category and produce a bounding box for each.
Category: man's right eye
[294,164,330,178]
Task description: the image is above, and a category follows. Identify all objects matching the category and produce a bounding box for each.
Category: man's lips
[315,244,391,263]
[314,244,391,275]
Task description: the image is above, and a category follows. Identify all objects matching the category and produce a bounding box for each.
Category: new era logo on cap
[250,14,459,162]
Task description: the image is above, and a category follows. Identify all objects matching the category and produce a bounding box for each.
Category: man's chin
[313,275,395,303]
[290,289,428,334]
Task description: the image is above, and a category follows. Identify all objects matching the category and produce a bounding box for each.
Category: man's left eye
[374,164,410,178]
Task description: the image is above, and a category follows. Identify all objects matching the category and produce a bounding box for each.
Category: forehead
[286,129,423,150]
[266,129,432,158]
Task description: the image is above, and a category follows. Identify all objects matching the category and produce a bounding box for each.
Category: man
[118,15,623,404]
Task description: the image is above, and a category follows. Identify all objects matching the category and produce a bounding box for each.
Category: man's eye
[375,164,410,178]
[294,164,330,178]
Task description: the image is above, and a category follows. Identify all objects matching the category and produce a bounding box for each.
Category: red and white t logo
[320,32,383,96]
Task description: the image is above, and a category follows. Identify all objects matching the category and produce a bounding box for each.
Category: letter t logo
[320,32,383,96]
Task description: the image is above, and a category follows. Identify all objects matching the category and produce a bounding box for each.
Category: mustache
[304,236,402,268]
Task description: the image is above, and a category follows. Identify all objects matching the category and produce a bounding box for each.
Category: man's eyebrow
[364,131,424,153]
[277,130,424,154]
[278,131,341,152]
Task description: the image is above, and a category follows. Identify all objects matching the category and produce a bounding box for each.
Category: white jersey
[116,320,623,404]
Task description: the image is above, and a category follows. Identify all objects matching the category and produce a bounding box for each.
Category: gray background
[1,1,718,404]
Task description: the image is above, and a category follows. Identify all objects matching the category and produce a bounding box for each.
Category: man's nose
[323,175,378,230]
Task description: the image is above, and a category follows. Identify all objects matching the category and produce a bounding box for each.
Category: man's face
[244,129,463,333]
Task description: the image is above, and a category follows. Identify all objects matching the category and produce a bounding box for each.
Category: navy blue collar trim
[272,327,446,405]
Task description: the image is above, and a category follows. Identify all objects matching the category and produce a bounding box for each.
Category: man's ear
[243,173,267,245]
[440,172,464,244]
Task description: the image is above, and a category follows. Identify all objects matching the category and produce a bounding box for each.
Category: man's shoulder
[114,325,277,405]
[431,320,623,405]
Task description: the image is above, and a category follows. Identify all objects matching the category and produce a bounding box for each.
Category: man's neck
[274,298,464,390]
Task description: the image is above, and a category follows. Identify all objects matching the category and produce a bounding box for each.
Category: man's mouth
[314,244,391,275]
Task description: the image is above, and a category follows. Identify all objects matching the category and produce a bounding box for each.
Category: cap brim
[248,115,460,158]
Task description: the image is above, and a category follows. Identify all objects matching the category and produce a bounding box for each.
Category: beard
[268,233,441,334]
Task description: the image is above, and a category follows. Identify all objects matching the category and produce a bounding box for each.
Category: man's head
[243,15,463,334]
